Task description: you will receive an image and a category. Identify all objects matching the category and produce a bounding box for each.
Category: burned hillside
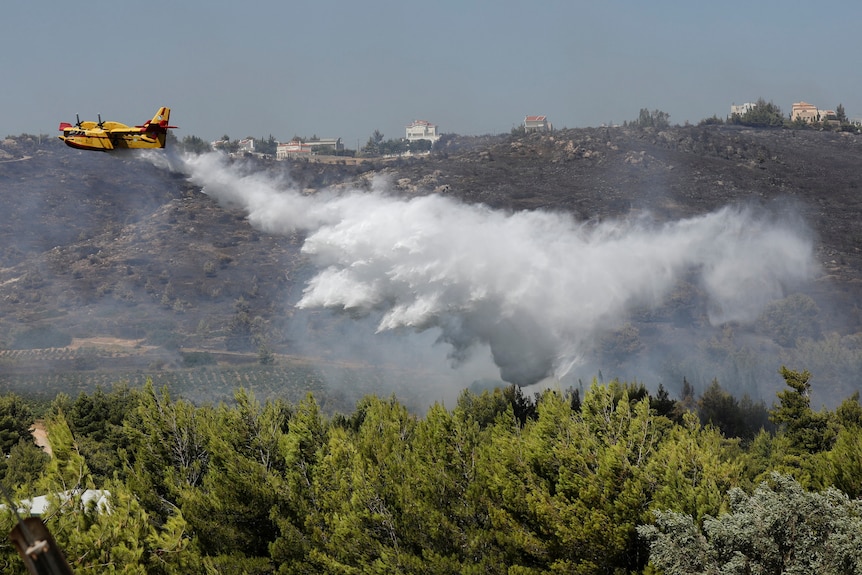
[0,124,860,408]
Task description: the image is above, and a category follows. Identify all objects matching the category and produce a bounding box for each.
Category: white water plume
[157,152,819,386]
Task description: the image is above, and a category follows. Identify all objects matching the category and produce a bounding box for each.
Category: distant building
[791,101,820,123]
[822,111,840,126]
[730,102,755,117]
[524,115,551,132]
[237,138,255,153]
[276,137,344,160]
[276,139,306,159]
[405,120,441,143]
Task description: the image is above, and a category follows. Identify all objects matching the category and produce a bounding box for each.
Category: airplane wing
[103,121,138,133]
[107,124,161,146]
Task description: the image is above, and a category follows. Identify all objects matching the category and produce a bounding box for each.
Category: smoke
[153,151,819,388]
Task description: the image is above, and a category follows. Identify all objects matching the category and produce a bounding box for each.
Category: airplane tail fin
[149,107,171,128]
[140,107,177,147]
[144,107,177,129]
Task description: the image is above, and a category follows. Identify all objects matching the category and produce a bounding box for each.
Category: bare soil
[30,420,51,456]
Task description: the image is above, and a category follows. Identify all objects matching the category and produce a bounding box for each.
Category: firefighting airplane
[58,107,177,151]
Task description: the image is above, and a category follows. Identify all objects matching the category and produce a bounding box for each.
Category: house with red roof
[524,115,552,132]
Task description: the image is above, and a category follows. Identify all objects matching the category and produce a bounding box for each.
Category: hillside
[1,125,861,409]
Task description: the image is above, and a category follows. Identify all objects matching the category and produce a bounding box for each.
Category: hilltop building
[276,137,344,160]
[237,138,255,153]
[791,102,820,123]
[405,120,441,143]
[524,115,552,132]
[730,103,755,117]
[790,101,839,124]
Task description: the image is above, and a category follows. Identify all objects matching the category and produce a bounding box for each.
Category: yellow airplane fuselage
[58,107,175,152]
[59,128,166,151]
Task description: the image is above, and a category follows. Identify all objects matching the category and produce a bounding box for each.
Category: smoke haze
[155,152,819,390]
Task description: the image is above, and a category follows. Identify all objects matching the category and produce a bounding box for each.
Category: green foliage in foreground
[0,368,860,573]
[639,473,862,575]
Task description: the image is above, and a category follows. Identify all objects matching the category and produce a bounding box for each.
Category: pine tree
[769,367,836,453]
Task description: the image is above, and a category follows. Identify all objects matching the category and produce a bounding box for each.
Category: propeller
[75,114,82,128]
[97,114,104,129]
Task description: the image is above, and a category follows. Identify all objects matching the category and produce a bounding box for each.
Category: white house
[276,137,344,160]
[524,115,551,132]
[405,120,441,143]
[730,103,755,117]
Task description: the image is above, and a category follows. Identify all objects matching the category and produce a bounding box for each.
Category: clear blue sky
[4,0,861,148]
